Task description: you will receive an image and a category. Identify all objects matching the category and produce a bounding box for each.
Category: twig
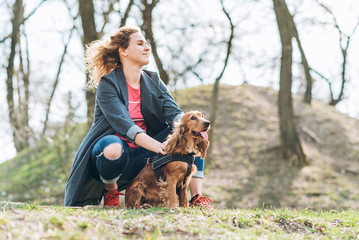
[301,126,322,145]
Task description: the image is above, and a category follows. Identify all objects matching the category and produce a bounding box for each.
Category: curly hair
[85,26,141,89]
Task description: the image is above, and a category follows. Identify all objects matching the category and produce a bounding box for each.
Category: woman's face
[121,32,150,67]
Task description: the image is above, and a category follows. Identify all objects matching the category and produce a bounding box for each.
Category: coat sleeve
[96,77,145,143]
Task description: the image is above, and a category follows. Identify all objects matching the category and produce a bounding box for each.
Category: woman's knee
[103,143,123,160]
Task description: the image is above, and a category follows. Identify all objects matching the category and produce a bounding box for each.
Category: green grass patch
[2,203,358,239]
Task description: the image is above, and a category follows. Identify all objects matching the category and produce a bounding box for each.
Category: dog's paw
[169,207,181,212]
[141,203,153,209]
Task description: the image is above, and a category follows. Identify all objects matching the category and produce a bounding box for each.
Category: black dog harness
[147,154,195,186]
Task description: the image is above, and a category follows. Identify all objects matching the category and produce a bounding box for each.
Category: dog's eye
[191,116,196,120]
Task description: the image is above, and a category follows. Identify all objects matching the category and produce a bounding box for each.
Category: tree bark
[18,32,31,146]
[278,2,313,104]
[273,0,306,166]
[142,0,170,85]
[6,0,31,151]
[79,0,98,127]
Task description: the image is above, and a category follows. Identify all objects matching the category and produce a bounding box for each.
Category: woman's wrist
[134,132,166,154]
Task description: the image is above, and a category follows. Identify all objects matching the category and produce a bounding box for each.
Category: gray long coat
[64,69,183,206]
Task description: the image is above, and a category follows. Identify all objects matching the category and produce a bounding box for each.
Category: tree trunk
[278,1,313,104]
[273,0,306,166]
[6,0,30,151]
[142,0,170,85]
[18,33,31,146]
[79,0,98,127]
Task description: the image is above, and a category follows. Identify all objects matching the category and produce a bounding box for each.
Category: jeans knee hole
[103,143,123,160]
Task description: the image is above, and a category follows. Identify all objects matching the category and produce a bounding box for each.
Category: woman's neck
[123,65,142,89]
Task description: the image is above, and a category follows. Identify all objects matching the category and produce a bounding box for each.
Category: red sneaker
[104,189,124,207]
[189,194,213,209]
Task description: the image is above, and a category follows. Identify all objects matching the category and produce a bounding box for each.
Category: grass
[1,202,359,239]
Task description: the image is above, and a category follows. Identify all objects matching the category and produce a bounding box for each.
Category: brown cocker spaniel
[125,111,210,208]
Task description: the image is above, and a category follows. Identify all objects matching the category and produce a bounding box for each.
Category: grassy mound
[173,84,359,210]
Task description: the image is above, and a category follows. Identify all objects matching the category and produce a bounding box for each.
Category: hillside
[1,83,359,209]
[174,84,359,210]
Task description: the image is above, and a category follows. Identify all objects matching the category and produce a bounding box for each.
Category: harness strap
[147,154,195,185]
[183,162,193,185]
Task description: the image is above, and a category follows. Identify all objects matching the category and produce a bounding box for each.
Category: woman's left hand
[158,141,167,155]
[134,132,167,155]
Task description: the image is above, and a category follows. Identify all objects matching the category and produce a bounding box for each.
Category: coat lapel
[140,71,163,102]
[140,71,165,133]
[115,69,129,108]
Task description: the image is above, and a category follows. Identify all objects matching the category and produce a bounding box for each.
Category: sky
[0,0,359,163]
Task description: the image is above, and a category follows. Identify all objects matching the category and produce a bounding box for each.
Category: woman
[64,26,212,208]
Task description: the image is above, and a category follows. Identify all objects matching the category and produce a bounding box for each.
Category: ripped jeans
[90,127,205,191]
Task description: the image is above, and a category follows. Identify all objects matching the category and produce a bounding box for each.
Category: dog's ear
[178,124,187,146]
[178,122,186,135]
[172,120,186,137]
[165,135,176,153]
[197,139,209,159]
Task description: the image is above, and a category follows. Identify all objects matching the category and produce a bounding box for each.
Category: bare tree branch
[207,0,235,160]
[172,49,208,82]
[310,67,334,100]
[42,25,76,135]
[23,0,48,22]
[288,17,313,104]
[120,0,134,27]
[0,0,48,43]
[0,34,12,44]
[99,0,116,38]
[314,0,359,106]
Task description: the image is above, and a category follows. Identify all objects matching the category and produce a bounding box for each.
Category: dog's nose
[204,121,210,127]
